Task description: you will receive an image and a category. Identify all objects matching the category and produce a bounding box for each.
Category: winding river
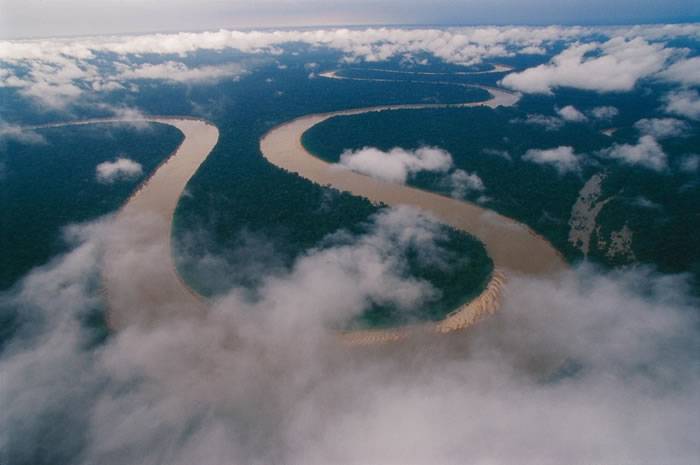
[260,82,565,343]
[26,71,565,341]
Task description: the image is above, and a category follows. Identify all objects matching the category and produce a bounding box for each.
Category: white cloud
[338,146,453,183]
[634,118,689,139]
[95,157,143,183]
[658,55,700,86]
[0,26,586,68]
[501,37,673,94]
[600,135,667,171]
[664,89,700,120]
[557,105,588,122]
[0,26,694,110]
[590,105,619,120]
[523,146,580,174]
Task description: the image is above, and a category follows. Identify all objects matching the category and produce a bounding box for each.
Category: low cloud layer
[1,207,699,464]
[0,24,581,109]
[96,157,143,183]
[1,24,700,109]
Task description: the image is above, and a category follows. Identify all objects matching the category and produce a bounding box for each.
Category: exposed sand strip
[339,271,507,345]
[260,82,566,344]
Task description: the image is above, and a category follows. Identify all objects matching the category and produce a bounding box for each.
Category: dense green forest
[0,123,183,290]
[302,84,700,286]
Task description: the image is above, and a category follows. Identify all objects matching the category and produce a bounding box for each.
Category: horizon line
[3,19,700,42]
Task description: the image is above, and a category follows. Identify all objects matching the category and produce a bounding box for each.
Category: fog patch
[1,208,699,464]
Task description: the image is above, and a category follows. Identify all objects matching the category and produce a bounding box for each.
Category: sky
[1,0,700,39]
